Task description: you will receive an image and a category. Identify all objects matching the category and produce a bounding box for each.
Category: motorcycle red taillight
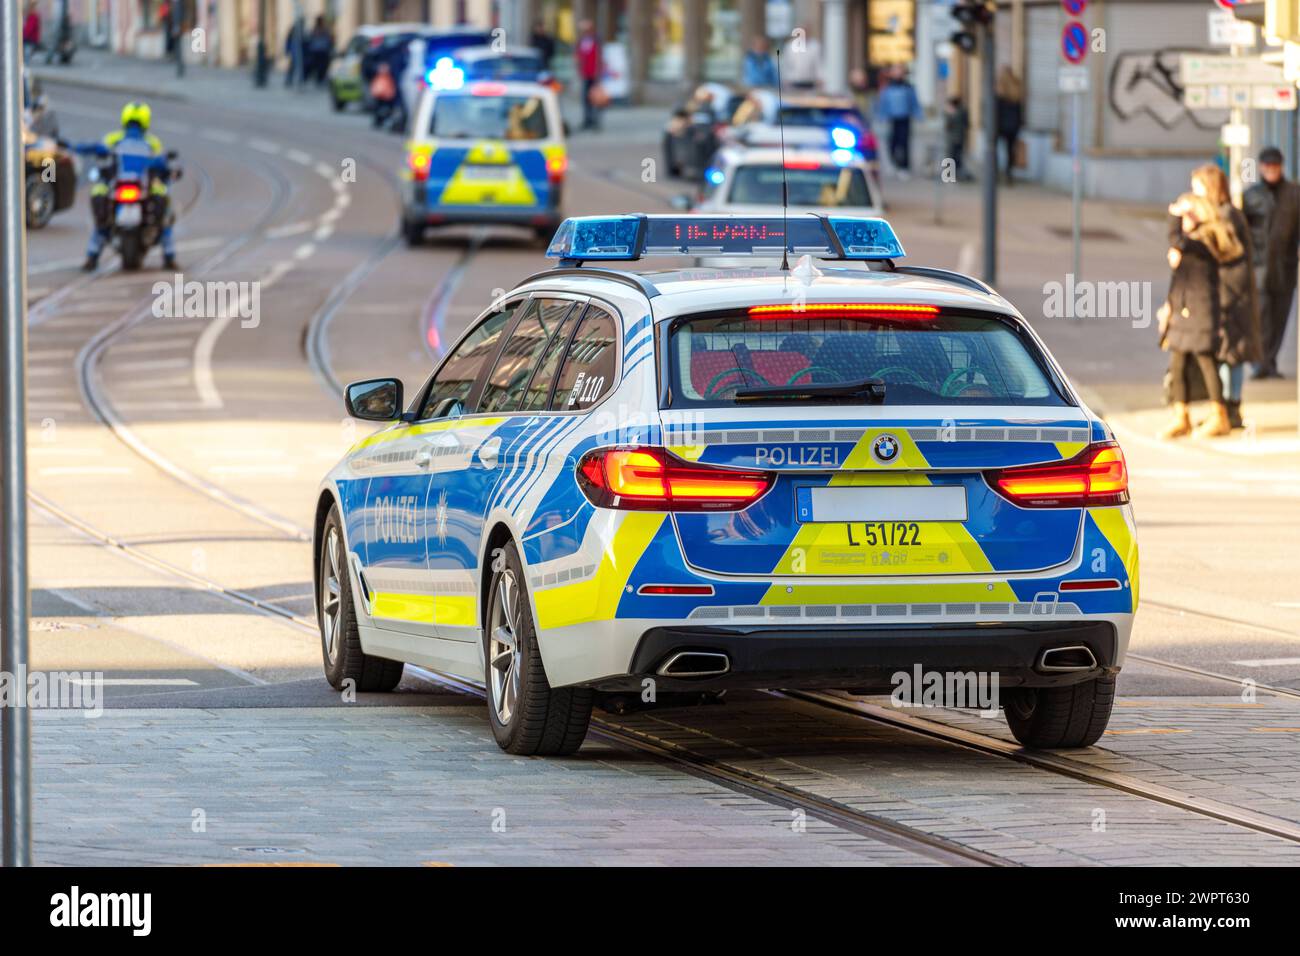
[986,442,1129,508]
[576,447,773,512]
[113,183,142,203]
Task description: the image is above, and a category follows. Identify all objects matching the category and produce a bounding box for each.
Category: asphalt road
[12,79,1300,865]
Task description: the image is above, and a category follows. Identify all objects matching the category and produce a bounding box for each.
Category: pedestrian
[1158,193,1242,438]
[575,19,603,131]
[284,17,306,87]
[1172,164,1262,428]
[995,67,1024,185]
[943,96,970,182]
[306,16,335,87]
[158,0,176,56]
[1242,146,1300,379]
[530,19,556,71]
[876,66,921,179]
[22,2,41,60]
[369,62,398,130]
[742,36,777,89]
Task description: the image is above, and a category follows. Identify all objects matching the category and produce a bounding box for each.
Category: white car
[314,214,1138,756]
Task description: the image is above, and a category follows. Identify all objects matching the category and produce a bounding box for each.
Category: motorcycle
[88,151,181,270]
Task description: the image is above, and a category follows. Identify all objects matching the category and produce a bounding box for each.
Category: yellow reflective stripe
[351,417,507,452]
[464,140,510,164]
[435,595,477,627]
[1090,507,1139,611]
[762,581,1019,605]
[1055,441,1087,459]
[371,592,435,624]
[534,513,665,629]
[438,164,537,206]
[671,445,707,461]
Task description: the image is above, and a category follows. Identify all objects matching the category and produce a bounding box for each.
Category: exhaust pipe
[1038,644,1098,673]
[657,651,730,678]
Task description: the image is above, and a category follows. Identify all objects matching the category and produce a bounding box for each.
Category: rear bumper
[405,202,561,230]
[588,620,1119,693]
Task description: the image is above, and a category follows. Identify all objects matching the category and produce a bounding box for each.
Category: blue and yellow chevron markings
[534,512,666,629]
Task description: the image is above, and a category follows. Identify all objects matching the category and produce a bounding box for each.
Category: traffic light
[951,1,994,55]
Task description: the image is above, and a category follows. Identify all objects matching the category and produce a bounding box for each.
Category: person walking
[876,66,921,179]
[575,19,603,131]
[1243,146,1300,379]
[306,16,335,87]
[530,19,556,71]
[22,3,41,59]
[284,17,306,87]
[742,36,777,88]
[995,67,1024,185]
[1159,193,1242,439]
[943,96,971,182]
[1172,164,1262,428]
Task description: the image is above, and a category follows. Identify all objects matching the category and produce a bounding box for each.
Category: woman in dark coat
[1160,192,1240,438]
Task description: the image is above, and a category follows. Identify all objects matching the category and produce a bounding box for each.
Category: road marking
[201,129,238,144]
[293,242,316,260]
[266,221,313,239]
[286,148,313,165]
[248,138,281,154]
[314,224,334,242]
[68,678,199,686]
[1231,657,1300,667]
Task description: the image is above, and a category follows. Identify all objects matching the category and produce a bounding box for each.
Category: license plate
[795,485,968,523]
[462,165,513,181]
[115,203,142,227]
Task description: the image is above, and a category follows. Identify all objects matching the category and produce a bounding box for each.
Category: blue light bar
[545,215,905,262]
[830,126,857,150]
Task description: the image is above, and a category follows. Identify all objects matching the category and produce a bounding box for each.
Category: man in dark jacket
[1242,146,1300,379]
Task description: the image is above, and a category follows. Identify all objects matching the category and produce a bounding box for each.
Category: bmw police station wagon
[402,78,566,246]
[314,214,1138,755]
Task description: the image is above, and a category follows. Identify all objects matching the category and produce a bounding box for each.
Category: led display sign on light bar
[544,215,905,262]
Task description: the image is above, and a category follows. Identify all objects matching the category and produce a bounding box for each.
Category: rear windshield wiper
[733,377,887,404]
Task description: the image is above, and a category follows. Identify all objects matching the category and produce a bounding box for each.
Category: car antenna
[775,48,790,273]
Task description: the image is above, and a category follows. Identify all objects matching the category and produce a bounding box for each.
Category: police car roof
[454,45,542,60]
[718,146,867,167]
[431,79,554,96]
[520,267,1009,317]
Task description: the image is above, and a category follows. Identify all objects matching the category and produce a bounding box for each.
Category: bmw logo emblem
[871,434,901,465]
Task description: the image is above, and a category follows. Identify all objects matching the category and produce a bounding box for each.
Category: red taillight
[748,303,940,319]
[1059,579,1122,591]
[638,584,716,596]
[577,447,773,512]
[546,154,567,181]
[113,183,142,203]
[408,150,431,182]
[986,443,1129,508]
[470,81,508,96]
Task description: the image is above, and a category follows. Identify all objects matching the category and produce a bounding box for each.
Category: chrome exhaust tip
[1038,644,1098,672]
[657,651,730,678]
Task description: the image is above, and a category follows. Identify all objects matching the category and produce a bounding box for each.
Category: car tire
[118,231,144,271]
[25,173,55,229]
[319,505,404,693]
[403,218,424,247]
[483,540,592,755]
[1003,675,1115,749]
[330,89,345,112]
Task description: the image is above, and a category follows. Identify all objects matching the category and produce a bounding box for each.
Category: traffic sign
[1214,0,1239,9]
[1208,9,1255,46]
[1059,65,1089,92]
[1062,21,1088,63]
[1061,0,1086,15]
[1180,53,1287,85]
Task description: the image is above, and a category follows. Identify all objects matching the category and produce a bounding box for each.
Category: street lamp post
[0,0,33,870]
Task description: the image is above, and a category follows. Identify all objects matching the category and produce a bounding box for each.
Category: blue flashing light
[426,56,465,90]
[828,217,905,259]
[706,167,725,186]
[546,216,642,260]
[830,126,857,150]
[830,148,854,166]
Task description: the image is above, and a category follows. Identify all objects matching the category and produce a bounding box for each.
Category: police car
[402,79,566,246]
[315,214,1138,755]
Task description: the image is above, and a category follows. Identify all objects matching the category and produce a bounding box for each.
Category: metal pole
[0,0,33,868]
[981,16,997,285]
[173,0,186,78]
[1228,41,1242,207]
[254,0,269,88]
[1071,88,1081,282]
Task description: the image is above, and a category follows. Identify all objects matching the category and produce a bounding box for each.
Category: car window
[780,106,863,129]
[519,301,581,411]
[668,311,1067,407]
[430,94,549,140]
[550,306,618,411]
[479,299,574,413]
[729,164,873,208]
[419,305,515,419]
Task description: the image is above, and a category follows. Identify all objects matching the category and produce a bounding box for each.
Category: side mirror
[345,378,404,421]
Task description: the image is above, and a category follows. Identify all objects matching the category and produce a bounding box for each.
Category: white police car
[314,214,1138,755]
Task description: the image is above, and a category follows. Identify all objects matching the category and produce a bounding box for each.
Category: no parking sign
[1062,21,1088,64]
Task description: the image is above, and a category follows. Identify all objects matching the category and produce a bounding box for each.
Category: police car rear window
[728,165,873,208]
[667,312,1067,407]
[780,106,862,128]
[430,95,549,140]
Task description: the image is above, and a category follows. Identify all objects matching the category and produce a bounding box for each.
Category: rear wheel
[403,218,425,247]
[118,231,144,270]
[1003,676,1115,749]
[484,540,592,755]
[319,506,404,692]
[25,173,55,229]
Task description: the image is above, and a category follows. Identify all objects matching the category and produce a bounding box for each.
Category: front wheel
[484,540,592,755]
[1003,675,1115,749]
[25,173,55,229]
[319,506,404,692]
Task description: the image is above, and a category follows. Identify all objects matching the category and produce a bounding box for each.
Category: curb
[30,68,192,103]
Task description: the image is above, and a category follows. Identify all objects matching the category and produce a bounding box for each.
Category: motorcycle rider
[70,102,178,271]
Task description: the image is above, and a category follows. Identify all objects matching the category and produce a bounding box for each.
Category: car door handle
[478,438,501,469]
[414,448,434,469]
